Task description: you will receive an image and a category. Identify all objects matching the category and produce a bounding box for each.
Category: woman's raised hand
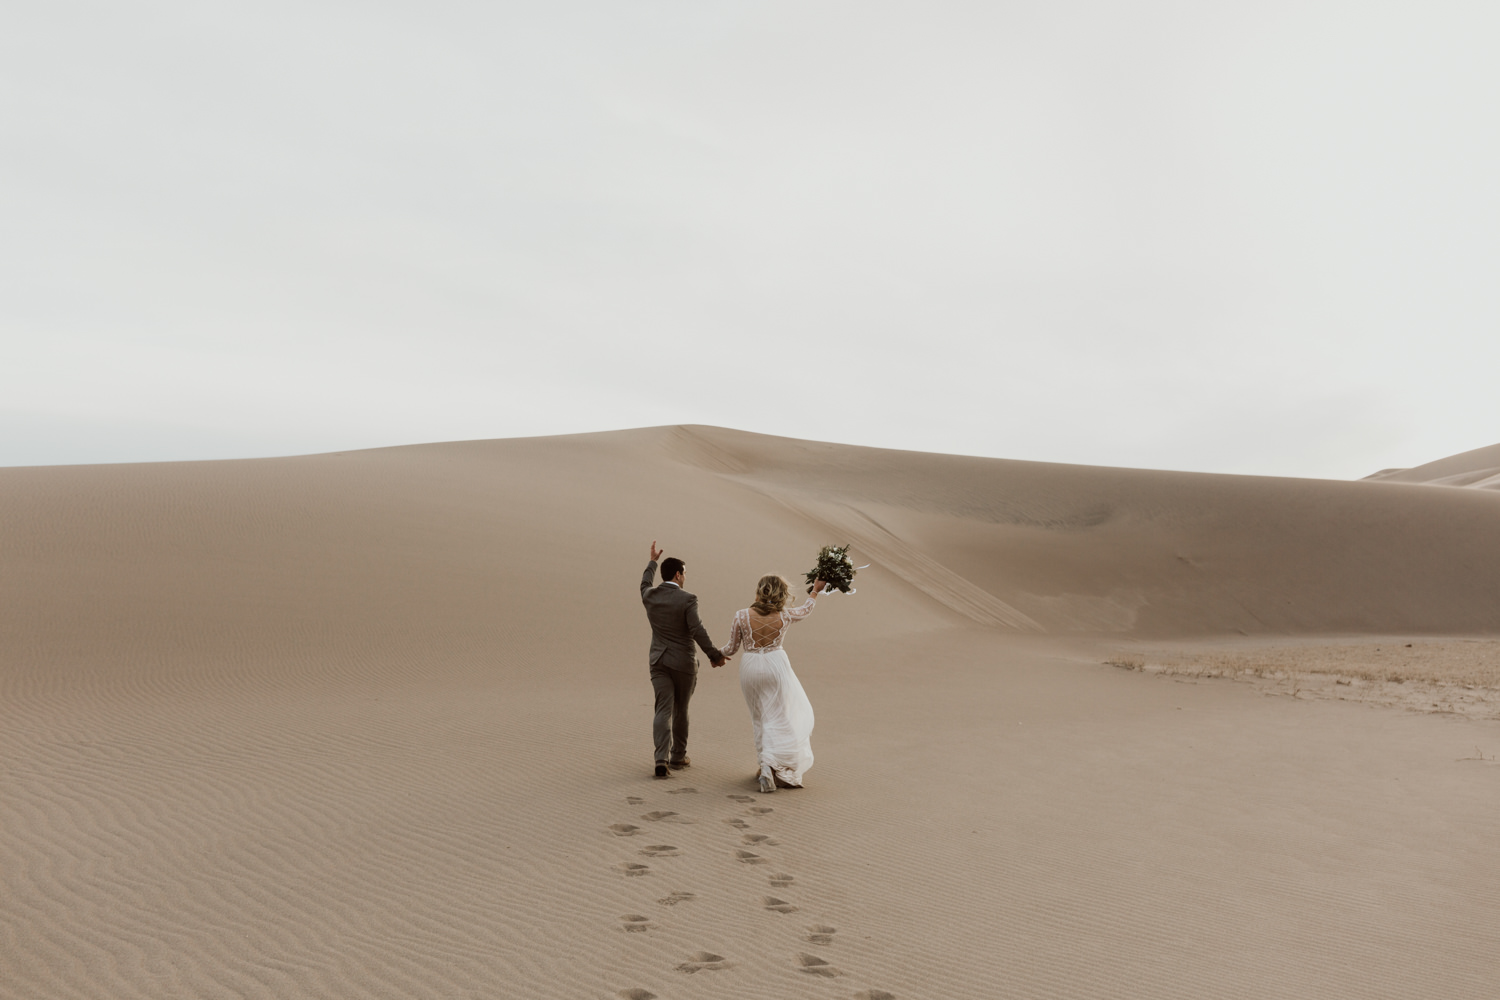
[813,578,829,594]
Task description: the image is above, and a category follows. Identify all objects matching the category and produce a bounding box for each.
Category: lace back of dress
[747,610,786,650]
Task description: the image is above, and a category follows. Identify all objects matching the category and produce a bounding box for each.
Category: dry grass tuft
[1130,640,1500,688]
[1105,638,1500,720]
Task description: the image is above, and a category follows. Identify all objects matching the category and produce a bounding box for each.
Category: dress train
[739,647,814,786]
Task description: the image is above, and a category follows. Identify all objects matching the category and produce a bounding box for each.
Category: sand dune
[1363,440,1500,489]
[3,426,1498,999]
[667,426,1500,635]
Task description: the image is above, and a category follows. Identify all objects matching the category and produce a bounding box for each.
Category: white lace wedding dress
[719,596,817,791]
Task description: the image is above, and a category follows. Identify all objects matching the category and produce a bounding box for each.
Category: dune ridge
[3,426,1498,999]
[661,425,1500,636]
[1362,441,1500,489]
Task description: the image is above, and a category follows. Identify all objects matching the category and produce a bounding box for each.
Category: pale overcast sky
[4,2,1497,477]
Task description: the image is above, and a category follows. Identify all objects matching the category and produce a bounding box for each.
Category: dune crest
[662,424,1500,636]
[1363,441,1500,489]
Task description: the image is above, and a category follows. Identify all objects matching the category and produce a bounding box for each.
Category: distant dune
[3,427,1498,999]
[1362,440,1500,489]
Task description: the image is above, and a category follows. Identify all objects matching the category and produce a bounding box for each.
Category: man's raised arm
[642,539,663,600]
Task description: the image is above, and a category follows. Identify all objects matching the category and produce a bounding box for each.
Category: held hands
[650,540,664,562]
[711,653,726,668]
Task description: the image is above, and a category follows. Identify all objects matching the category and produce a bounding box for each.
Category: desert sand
[2,425,1497,999]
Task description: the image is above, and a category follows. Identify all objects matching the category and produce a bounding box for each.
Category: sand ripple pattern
[0,661,640,1000]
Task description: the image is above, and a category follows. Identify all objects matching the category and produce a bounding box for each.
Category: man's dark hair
[660,557,685,581]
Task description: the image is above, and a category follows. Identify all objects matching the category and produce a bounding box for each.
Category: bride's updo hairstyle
[750,575,790,615]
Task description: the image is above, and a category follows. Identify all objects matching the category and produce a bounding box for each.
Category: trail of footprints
[606,785,895,999]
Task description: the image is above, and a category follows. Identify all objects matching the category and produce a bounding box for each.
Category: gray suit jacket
[641,560,719,672]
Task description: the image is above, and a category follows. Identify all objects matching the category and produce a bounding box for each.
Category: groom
[641,541,725,778]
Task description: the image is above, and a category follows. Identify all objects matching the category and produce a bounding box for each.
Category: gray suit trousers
[649,663,697,764]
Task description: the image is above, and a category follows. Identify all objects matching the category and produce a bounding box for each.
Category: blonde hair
[750,574,790,615]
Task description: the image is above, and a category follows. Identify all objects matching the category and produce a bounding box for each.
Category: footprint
[641,810,695,824]
[665,787,697,795]
[796,953,842,978]
[677,951,731,974]
[727,794,754,803]
[621,914,652,933]
[640,845,681,858]
[609,824,642,837]
[618,990,656,1000]
[854,992,896,1000]
[741,833,779,846]
[725,818,750,830]
[769,873,796,888]
[763,896,799,914]
[657,891,696,907]
[625,796,645,805]
[807,924,836,945]
[749,806,774,815]
[735,850,767,865]
[616,862,651,877]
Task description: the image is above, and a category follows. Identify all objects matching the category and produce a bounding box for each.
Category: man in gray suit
[641,540,725,778]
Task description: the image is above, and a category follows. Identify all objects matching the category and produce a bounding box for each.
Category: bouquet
[805,544,860,595]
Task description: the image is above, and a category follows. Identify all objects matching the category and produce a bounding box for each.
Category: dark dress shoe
[654,764,670,778]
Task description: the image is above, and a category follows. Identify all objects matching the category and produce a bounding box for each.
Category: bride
[719,574,829,793]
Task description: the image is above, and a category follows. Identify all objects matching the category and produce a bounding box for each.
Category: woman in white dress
[719,575,829,793]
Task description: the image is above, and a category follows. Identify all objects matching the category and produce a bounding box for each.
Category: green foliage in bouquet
[805,544,858,595]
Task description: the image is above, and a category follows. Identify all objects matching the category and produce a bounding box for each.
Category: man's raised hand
[650,540,664,562]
